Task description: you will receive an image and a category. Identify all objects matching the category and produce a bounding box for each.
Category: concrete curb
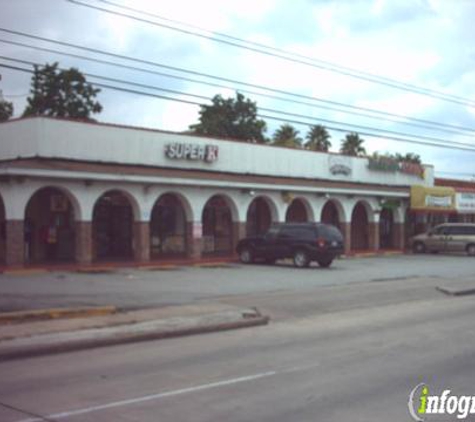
[0,306,117,324]
[436,286,475,296]
[0,308,269,361]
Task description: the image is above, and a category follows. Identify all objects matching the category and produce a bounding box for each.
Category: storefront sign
[456,192,475,213]
[368,158,424,178]
[425,195,452,208]
[165,143,219,163]
[410,185,456,212]
[329,156,352,176]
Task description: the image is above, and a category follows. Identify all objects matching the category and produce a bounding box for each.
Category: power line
[2,49,474,138]
[3,58,474,148]
[68,0,475,108]
[1,32,475,137]
[96,0,475,107]
[3,60,475,154]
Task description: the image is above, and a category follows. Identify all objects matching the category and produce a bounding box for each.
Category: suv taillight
[316,238,326,248]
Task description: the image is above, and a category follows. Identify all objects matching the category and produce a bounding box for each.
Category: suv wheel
[413,241,426,254]
[239,248,253,264]
[467,244,475,257]
[293,250,310,268]
[317,258,333,268]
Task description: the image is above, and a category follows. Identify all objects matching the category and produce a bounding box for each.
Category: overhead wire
[1,31,475,137]
[68,0,475,108]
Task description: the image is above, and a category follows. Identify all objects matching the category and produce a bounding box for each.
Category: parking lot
[0,253,474,313]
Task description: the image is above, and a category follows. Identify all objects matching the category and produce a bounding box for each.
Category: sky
[1,0,475,180]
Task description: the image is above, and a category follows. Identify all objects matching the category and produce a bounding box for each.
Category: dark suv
[236,223,344,268]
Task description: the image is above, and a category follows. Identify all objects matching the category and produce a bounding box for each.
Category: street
[0,254,475,421]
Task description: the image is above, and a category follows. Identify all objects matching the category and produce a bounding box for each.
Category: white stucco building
[0,117,434,267]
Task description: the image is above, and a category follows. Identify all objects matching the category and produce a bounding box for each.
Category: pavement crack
[0,400,54,422]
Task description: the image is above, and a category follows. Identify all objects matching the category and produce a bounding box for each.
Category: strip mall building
[0,117,471,268]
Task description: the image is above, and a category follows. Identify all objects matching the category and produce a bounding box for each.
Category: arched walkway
[351,202,369,251]
[321,200,341,229]
[379,208,394,249]
[202,195,233,256]
[285,198,309,222]
[24,187,76,264]
[92,191,134,261]
[246,197,273,237]
[150,193,187,258]
[0,196,5,264]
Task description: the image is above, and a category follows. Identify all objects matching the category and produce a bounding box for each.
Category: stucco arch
[151,191,194,223]
[200,192,240,223]
[286,196,315,222]
[349,199,376,223]
[246,195,279,223]
[91,188,141,222]
[321,198,346,225]
[25,185,82,222]
[246,195,279,236]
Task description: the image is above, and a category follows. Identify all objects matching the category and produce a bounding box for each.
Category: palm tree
[272,124,303,149]
[305,125,331,152]
[340,132,366,157]
[395,152,422,164]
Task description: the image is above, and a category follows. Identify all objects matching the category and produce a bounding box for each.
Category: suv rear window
[318,225,343,241]
[278,226,316,240]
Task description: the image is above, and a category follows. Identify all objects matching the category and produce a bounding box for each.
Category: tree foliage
[0,100,13,122]
[272,124,302,149]
[23,62,102,120]
[189,92,267,143]
[395,152,422,164]
[340,132,366,156]
[305,124,331,152]
[372,151,422,165]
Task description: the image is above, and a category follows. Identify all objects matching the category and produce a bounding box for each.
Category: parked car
[411,223,475,256]
[236,223,344,268]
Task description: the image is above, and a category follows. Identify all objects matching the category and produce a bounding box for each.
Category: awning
[410,185,456,212]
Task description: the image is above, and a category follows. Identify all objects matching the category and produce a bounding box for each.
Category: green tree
[395,152,422,164]
[23,62,102,120]
[340,132,366,156]
[189,92,267,143]
[0,100,13,122]
[272,124,302,148]
[305,124,331,152]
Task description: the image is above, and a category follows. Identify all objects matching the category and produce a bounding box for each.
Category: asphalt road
[1,277,474,422]
[0,254,475,312]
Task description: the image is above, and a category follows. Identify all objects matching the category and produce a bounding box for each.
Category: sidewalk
[0,303,269,361]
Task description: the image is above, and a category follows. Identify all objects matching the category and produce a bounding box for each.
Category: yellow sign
[410,185,456,211]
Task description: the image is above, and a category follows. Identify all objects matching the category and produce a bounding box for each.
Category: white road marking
[15,371,278,422]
